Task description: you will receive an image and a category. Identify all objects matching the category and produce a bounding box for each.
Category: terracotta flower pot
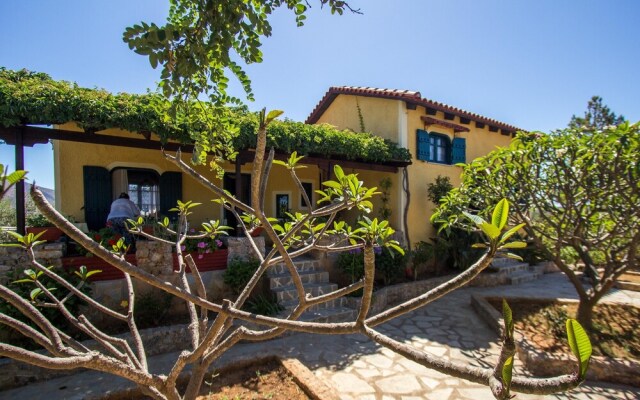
[26,226,64,242]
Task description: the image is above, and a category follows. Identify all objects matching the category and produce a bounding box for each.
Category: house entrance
[222,173,251,236]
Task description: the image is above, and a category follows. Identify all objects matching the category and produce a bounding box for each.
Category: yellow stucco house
[48,86,519,248]
[305,86,520,245]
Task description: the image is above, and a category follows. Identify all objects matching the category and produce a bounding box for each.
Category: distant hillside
[3,183,55,206]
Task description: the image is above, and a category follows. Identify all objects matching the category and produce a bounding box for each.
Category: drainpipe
[402,167,410,249]
[235,156,242,237]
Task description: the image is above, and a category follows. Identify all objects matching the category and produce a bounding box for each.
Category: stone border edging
[470,294,640,387]
[95,355,339,400]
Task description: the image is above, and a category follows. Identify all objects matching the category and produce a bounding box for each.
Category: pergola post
[15,126,25,234]
[234,156,243,237]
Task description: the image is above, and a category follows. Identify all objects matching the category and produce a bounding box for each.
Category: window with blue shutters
[416,130,465,165]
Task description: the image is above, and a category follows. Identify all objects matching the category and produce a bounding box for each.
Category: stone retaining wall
[0,239,238,390]
[0,243,66,284]
[470,294,640,386]
[345,275,453,314]
[0,322,192,390]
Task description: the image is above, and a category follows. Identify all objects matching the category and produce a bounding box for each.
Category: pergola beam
[0,125,409,234]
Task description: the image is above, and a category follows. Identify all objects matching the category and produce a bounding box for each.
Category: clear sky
[1,0,639,189]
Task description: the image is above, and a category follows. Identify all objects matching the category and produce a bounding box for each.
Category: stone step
[268,259,322,276]
[507,271,541,285]
[490,257,519,267]
[273,282,338,303]
[488,261,529,274]
[269,270,329,290]
[528,264,546,275]
[279,297,348,311]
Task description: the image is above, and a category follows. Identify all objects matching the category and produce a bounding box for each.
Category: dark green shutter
[160,171,182,220]
[83,166,112,231]
[451,137,466,164]
[417,129,430,161]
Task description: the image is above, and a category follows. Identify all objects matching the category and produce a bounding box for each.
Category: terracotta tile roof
[306,86,523,133]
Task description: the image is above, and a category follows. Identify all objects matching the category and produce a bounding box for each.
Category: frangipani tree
[433,122,640,333]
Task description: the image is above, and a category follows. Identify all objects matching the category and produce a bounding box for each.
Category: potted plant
[173,233,228,272]
[26,213,64,242]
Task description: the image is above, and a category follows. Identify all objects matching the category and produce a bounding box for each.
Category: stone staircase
[268,257,356,323]
[488,257,545,285]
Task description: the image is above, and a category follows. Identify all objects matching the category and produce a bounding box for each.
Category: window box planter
[26,226,64,242]
[62,254,137,281]
[172,249,228,273]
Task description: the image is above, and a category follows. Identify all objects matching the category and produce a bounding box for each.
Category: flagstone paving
[1,273,639,400]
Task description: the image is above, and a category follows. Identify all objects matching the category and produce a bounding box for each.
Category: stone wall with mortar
[0,239,237,390]
[471,294,640,386]
[227,236,265,261]
[345,275,453,315]
[0,243,66,284]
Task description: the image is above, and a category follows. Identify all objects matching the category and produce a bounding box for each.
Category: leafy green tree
[433,123,640,333]
[568,95,625,130]
[123,0,361,163]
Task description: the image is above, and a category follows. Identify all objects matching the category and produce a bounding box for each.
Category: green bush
[0,266,91,349]
[337,247,408,286]
[433,227,484,270]
[25,213,51,227]
[411,241,435,279]
[375,246,408,286]
[336,249,365,283]
[223,257,260,294]
[133,290,174,329]
[243,294,283,316]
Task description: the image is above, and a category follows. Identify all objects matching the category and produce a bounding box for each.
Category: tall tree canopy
[568,95,625,130]
[122,0,360,164]
[433,123,640,332]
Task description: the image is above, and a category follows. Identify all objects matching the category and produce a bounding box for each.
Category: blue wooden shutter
[451,137,467,164]
[160,172,182,220]
[416,129,430,161]
[83,166,112,231]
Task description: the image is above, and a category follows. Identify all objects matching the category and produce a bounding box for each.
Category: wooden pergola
[0,125,411,234]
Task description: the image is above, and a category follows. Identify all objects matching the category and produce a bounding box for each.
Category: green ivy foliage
[0,68,411,164]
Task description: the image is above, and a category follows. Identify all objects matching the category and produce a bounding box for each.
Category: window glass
[275,194,290,219]
[429,134,449,164]
[125,169,159,214]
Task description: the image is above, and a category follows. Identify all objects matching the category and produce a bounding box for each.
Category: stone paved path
[1,273,639,400]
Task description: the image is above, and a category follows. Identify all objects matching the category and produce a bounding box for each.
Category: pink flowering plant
[183,236,224,258]
[127,202,229,263]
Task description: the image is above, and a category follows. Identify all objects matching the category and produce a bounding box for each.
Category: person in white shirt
[106,192,140,250]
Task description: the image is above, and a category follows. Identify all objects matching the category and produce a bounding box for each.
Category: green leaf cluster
[461,199,527,258]
[122,0,357,106]
[235,116,411,163]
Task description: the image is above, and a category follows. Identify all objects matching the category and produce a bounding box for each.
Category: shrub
[375,246,408,286]
[25,213,51,227]
[133,290,174,329]
[337,249,365,283]
[0,265,91,349]
[223,257,260,295]
[243,294,283,316]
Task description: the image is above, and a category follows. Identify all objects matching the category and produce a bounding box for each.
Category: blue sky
[1,0,639,189]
